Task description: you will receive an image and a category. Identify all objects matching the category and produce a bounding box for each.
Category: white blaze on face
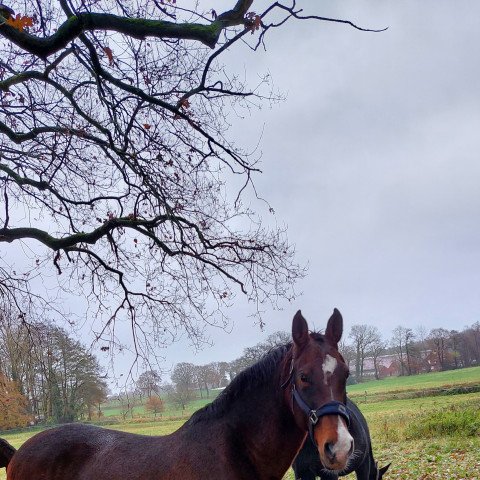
[322,354,337,385]
[334,416,353,457]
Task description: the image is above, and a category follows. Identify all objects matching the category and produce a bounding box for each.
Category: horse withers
[1,309,352,480]
[292,398,390,480]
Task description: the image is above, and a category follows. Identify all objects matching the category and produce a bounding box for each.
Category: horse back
[6,422,251,480]
[8,424,97,480]
[7,423,182,480]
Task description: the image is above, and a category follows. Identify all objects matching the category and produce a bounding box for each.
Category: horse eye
[299,373,312,384]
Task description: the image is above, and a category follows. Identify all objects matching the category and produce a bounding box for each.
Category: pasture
[1,367,479,479]
[101,394,220,420]
[347,366,480,398]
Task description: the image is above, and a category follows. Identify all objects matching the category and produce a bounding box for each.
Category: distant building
[351,354,400,380]
[351,347,463,381]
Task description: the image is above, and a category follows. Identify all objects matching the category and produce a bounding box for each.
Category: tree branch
[0,0,255,58]
[0,216,170,250]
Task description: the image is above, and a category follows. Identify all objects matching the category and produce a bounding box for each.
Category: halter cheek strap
[291,385,350,446]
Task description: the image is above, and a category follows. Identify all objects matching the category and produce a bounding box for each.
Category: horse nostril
[324,442,335,460]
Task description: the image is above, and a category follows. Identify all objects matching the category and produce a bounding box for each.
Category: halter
[281,359,350,446]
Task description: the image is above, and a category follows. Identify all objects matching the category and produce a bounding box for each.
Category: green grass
[101,391,221,419]
[356,391,480,443]
[347,365,480,398]
[405,403,480,439]
[104,418,186,436]
[372,437,480,480]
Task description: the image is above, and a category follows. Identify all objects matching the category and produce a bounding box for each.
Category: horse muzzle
[316,416,354,471]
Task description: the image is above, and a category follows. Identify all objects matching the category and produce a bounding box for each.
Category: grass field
[1,368,479,479]
[101,391,222,419]
[347,366,480,397]
[99,367,480,420]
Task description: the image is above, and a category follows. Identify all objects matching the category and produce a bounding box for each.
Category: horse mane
[310,331,324,343]
[187,343,292,425]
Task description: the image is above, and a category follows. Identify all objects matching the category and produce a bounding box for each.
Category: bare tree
[471,322,480,363]
[391,326,415,375]
[135,369,161,399]
[117,390,136,421]
[449,330,462,369]
[212,362,230,387]
[338,339,355,373]
[81,376,109,421]
[263,331,290,349]
[348,324,377,382]
[415,324,429,371]
[229,329,291,375]
[367,329,386,380]
[170,362,196,410]
[458,322,480,367]
[226,357,244,382]
[192,361,229,388]
[0,0,381,358]
[427,328,450,371]
[194,364,219,398]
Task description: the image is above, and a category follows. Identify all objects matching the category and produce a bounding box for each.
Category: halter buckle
[309,410,318,425]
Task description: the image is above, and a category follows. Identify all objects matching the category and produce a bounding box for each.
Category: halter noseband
[282,359,350,446]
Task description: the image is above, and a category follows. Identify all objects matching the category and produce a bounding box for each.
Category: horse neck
[228,360,306,478]
[182,350,307,478]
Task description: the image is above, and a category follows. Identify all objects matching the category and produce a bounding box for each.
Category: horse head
[287,309,353,472]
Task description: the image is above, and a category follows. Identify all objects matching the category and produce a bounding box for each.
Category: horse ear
[292,310,309,349]
[379,463,391,477]
[325,308,343,345]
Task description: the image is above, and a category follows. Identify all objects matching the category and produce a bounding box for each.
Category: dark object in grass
[0,438,15,468]
[1,309,353,480]
[293,398,391,480]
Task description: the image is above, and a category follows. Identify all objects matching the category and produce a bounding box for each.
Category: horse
[292,398,391,480]
[1,309,353,480]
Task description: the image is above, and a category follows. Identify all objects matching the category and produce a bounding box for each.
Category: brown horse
[1,309,352,480]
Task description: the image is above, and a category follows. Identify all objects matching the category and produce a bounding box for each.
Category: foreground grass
[376,438,480,480]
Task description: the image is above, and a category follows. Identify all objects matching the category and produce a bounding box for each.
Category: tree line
[4,311,478,428]
[0,310,108,429]
[127,331,292,411]
[158,320,480,404]
[344,320,480,382]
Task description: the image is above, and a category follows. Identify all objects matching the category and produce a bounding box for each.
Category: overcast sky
[157,0,480,371]
[3,1,480,380]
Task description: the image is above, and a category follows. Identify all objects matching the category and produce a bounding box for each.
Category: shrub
[145,396,165,418]
[405,404,480,439]
[0,374,31,429]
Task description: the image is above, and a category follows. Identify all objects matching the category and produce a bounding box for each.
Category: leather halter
[282,359,350,446]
